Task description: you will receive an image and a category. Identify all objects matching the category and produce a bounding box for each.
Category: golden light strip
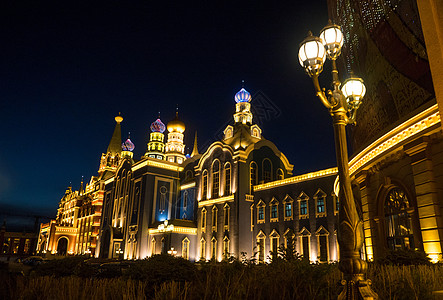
[132,159,184,172]
[198,194,235,207]
[349,104,441,176]
[104,177,115,185]
[148,226,197,235]
[180,182,196,190]
[254,167,338,191]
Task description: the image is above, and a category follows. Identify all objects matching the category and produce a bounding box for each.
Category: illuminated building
[328,0,443,262]
[88,87,340,262]
[37,115,125,256]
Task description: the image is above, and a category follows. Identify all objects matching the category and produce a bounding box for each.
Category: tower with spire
[145,117,166,160]
[165,109,186,164]
[98,114,123,179]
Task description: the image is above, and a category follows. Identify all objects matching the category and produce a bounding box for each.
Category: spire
[107,113,123,155]
[80,176,84,195]
[191,131,199,157]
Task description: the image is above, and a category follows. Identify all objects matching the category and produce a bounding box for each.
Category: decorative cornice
[349,104,440,176]
[198,194,235,207]
[254,167,338,191]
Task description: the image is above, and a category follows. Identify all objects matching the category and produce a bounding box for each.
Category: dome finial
[242,80,245,88]
[150,117,166,133]
[234,85,252,103]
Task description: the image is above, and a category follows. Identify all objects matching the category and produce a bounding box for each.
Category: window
[250,162,258,190]
[285,203,292,218]
[257,231,266,263]
[258,207,264,220]
[300,201,307,215]
[224,203,230,231]
[211,238,217,259]
[200,238,206,260]
[270,230,280,260]
[202,170,208,199]
[270,198,278,222]
[299,228,311,261]
[262,159,272,183]
[212,161,220,198]
[182,238,190,260]
[212,206,218,232]
[257,200,265,223]
[316,226,329,263]
[314,189,327,217]
[385,187,414,250]
[298,192,309,218]
[151,238,156,256]
[223,237,230,259]
[334,194,339,214]
[277,169,284,180]
[201,208,207,233]
[224,163,231,195]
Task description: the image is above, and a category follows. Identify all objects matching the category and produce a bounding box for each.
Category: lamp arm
[312,75,333,109]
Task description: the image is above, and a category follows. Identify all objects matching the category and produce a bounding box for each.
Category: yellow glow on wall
[148,226,197,235]
[180,182,196,190]
[132,158,184,172]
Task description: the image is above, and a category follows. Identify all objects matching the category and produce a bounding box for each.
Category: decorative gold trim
[148,226,197,235]
[198,194,234,207]
[132,158,184,172]
[254,167,338,191]
[180,182,196,190]
[349,104,440,176]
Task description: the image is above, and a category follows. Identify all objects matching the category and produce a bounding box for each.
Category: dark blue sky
[0,1,335,222]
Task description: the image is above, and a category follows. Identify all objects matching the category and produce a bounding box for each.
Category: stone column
[405,137,443,262]
[356,171,377,261]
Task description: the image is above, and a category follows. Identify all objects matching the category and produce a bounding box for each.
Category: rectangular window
[201,209,207,232]
[300,201,307,215]
[225,168,231,195]
[302,236,309,260]
[317,198,325,213]
[271,205,278,219]
[200,240,206,259]
[319,235,328,262]
[203,174,208,199]
[212,208,217,232]
[258,239,265,262]
[258,207,264,220]
[213,172,219,198]
[285,203,292,218]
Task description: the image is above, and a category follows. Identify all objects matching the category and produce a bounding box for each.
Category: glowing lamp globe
[319,22,343,60]
[341,77,366,107]
[298,32,326,77]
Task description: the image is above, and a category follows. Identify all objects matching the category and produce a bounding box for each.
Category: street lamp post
[298,21,378,300]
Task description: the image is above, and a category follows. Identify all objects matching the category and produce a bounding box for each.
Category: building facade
[328,0,443,262]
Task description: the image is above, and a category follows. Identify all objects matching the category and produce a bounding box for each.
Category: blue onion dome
[150,118,166,133]
[122,138,135,152]
[234,88,252,103]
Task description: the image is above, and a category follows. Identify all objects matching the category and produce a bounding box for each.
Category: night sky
[0,1,335,225]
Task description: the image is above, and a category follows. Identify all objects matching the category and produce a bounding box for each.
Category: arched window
[200,238,206,260]
[224,162,231,196]
[250,162,258,189]
[202,170,208,200]
[212,161,220,198]
[277,169,284,180]
[211,237,217,259]
[182,237,190,260]
[385,187,414,250]
[263,159,272,183]
[185,170,193,180]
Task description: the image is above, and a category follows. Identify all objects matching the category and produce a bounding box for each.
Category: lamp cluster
[298,21,366,118]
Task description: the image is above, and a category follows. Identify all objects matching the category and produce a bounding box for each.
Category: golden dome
[167,113,185,133]
[115,113,123,123]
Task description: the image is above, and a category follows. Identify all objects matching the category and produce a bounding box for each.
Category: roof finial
[242,80,245,88]
[158,111,161,118]
[128,131,131,138]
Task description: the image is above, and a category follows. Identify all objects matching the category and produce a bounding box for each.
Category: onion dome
[167,113,185,133]
[234,88,252,103]
[150,118,166,133]
[122,138,135,152]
